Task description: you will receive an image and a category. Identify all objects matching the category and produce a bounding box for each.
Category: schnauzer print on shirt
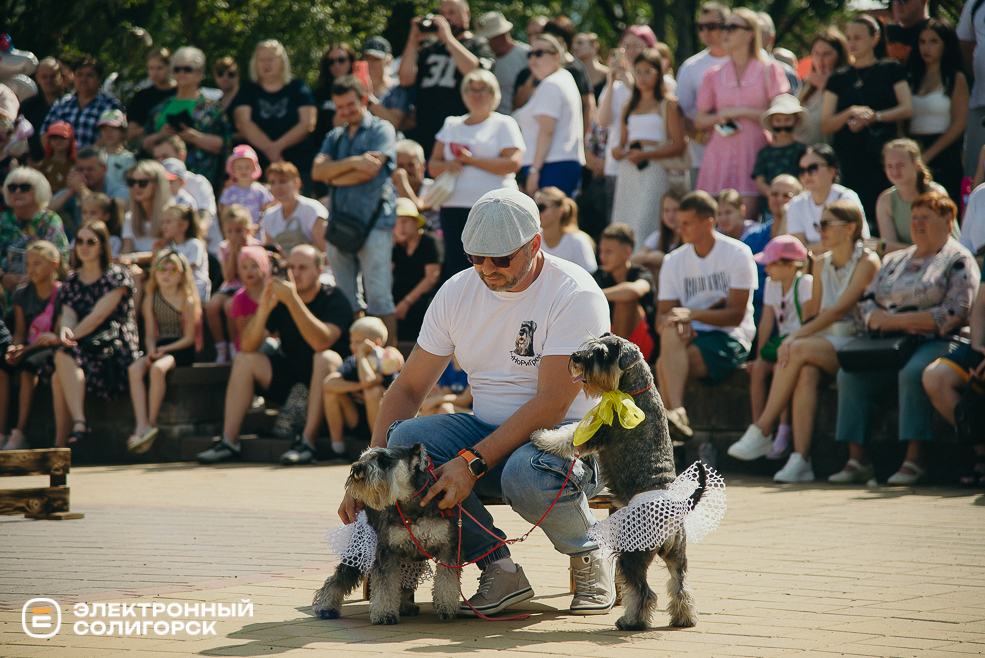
[511,320,540,366]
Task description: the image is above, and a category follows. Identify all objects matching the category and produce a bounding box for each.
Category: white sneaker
[727,424,773,461]
[773,452,815,483]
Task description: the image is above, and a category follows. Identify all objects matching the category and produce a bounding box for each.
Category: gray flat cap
[462,189,540,257]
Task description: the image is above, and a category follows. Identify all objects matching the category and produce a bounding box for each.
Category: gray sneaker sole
[570,597,616,615]
[458,586,534,616]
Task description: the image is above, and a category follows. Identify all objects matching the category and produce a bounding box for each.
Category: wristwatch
[875,111,883,123]
[528,165,540,174]
[458,448,488,479]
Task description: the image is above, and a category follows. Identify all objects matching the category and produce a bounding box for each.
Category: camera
[419,14,438,32]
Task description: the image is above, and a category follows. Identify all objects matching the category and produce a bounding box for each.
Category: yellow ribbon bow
[572,390,646,446]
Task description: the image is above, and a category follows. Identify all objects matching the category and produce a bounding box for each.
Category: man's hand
[419,457,476,509]
[338,492,365,524]
[65,170,89,196]
[270,269,298,305]
[432,15,455,45]
[353,152,384,178]
[259,278,279,314]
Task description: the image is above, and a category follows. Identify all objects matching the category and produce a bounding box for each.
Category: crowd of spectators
[0,0,983,487]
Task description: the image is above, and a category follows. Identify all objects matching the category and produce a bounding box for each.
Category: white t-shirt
[785,185,870,244]
[418,253,609,426]
[122,213,157,252]
[961,183,985,255]
[494,43,531,114]
[763,274,814,336]
[658,233,759,348]
[105,150,135,190]
[181,172,220,255]
[259,196,328,244]
[602,81,632,177]
[541,231,598,273]
[958,0,985,108]
[435,113,525,208]
[674,49,729,168]
[515,68,586,167]
[170,237,210,302]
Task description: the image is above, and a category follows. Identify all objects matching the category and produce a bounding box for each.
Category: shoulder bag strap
[793,273,803,323]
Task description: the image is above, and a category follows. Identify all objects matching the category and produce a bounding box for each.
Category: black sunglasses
[721,24,753,33]
[696,23,722,32]
[536,202,554,212]
[216,69,238,78]
[772,125,795,133]
[6,183,32,193]
[465,248,523,269]
[77,237,100,246]
[173,65,196,73]
[126,178,152,188]
[797,163,822,176]
[326,57,351,65]
[528,49,555,59]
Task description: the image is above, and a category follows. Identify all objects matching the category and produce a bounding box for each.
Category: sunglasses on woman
[796,163,822,177]
[465,247,523,269]
[326,57,350,65]
[536,202,555,212]
[173,65,196,74]
[696,23,722,32]
[77,237,100,247]
[126,178,152,188]
[528,49,555,59]
[721,24,753,33]
[216,69,238,78]
[818,219,849,231]
[6,183,32,193]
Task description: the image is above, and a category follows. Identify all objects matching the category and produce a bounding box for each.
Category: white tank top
[625,112,665,143]
[819,241,866,337]
[910,89,951,134]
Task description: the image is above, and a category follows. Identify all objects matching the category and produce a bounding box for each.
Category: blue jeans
[387,413,605,568]
[326,227,395,315]
[835,339,960,444]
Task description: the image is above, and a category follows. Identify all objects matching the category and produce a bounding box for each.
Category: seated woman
[728,201,880,482]
[830,191,979,486]
[922,284,985,486]
[45,220,139,447]
[391,198,443,343]
[0,167,70,294]
[632,187,685,286]
[593,223,656,362]
[536,186,597,273]
[875,139,950,254]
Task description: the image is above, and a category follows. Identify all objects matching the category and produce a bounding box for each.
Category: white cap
[462,189,540,257]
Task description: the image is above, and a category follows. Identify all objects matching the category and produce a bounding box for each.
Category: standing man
[337,189,616,617]
[675,2,730,187]
[655,191,758,441]
[398,0,495,158]
[312,75,398,344]
[40,56,123,150]
[473,11,530,114]
[887,0,931,65]
[22,57,67,164]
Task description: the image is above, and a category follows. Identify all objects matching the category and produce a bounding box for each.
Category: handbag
[836,332,920,372]
[77,321,121,353]
[273,215,309,253]
[26,282,61,346]
[656,100,691,173]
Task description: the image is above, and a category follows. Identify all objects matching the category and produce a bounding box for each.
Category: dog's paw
[669,615,698,628]
[530,429,554,452]
[316,607,341,620]
[615,615,650,631]
[531,426,577,458]
[399,603,420,617]
[370,612,399,625]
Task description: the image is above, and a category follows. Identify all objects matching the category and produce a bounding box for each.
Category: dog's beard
[347,460,414,511]
[569,355,621,398]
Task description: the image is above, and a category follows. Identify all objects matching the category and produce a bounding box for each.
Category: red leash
[394,454,579,621]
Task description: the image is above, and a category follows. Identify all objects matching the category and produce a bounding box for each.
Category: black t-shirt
[338,354,395,388]
[414,35,495,156]
[231,78,316,142]
[392,231,444,302]
[826,60,907,155]
[266,284,353,363]
[127,85,178,130]
[592,265,656,330]
[12,281,53,329]
[514,60,593,100]
[887,19,930,67]
[21,93,53,162]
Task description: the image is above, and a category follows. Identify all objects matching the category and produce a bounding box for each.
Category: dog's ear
[600,331,612,338]
[409,443,428,474]
[617,339,643,371]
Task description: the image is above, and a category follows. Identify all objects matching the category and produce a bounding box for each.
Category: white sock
[331,441,346,455]
[490,557,517,573]
[301,435,316,449]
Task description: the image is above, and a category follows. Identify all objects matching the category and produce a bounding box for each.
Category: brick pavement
[1,462,983,657]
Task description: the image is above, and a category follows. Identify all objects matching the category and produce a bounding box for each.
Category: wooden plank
[0,449,71,477]
[0,487,70,516]
[24,511,84,520]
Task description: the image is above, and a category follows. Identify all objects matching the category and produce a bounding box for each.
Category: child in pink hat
[227,245,271,354]
[218,145,273,223]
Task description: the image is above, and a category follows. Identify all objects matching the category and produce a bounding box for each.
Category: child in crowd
[748,235,814,460]
[218,145,273,224]
[161,204,210,303]
[322,317,403,461]
[162,158,198,208]
[39,121,76,194]
[421,357,472,416]
[228,245,270,357]
[96,110,135,190]
[208,205,261,363]
[127,250,201,454]
[593,223,657,362]
[752,94,808,200]
[536,186,597,273]
[80,193,125,258]
[716,189,755,241]
[633,187,686,283]
[0,242,65,451]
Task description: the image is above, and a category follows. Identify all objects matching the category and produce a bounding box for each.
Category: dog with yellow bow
[531,333,726,630]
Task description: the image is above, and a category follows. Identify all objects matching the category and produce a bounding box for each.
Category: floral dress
[145,94,231,186]
[43,265,139,400]
[0,209,71,273]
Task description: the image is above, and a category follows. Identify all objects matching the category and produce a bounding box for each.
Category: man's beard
[478,249,532,292]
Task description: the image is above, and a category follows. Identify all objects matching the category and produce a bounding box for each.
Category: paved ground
[1,461,983,657]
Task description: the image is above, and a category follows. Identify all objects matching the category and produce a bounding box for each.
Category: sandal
[68,420,90,445]
[958,454,985,488]
[127,427,158,454]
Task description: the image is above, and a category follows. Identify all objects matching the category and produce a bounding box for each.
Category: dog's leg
[615,550,658,631]
[399,586,419,617]
[662,530,698,627]
[312,563,363,619]
[530,425,580,460]
[369,550,402,625]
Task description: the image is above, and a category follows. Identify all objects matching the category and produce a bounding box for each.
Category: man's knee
[364,384,385,404]
[314,349,343,374]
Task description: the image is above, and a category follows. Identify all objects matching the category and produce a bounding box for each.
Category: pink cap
[754,234,808,265]
[238,245,270,279]
[225,144,262,181]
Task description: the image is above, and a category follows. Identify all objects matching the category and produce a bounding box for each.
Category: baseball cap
[462,189,540,257]
[473,12,513,39]
[362,36,392,60]
[97,109,128,129]
[161,157,188,181]
[754,234,808,265]
[45,121,75,139]
[395,197,427,228]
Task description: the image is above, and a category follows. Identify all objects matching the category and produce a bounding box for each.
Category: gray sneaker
[273,383,309,440]
[459,564,534,616]
[570,553,616,614]
[280,437,315,465]
[196,437,241,464]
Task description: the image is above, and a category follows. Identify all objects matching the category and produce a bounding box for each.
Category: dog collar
[572,390,646,446]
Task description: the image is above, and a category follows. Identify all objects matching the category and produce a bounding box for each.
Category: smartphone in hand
[714,120,741,137]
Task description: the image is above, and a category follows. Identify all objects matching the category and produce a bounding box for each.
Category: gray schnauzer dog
[531,333,707,631]
[312,443,461,625]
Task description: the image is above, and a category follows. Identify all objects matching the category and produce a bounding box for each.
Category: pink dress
[695,59,789,196]
[229,287,260,349]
